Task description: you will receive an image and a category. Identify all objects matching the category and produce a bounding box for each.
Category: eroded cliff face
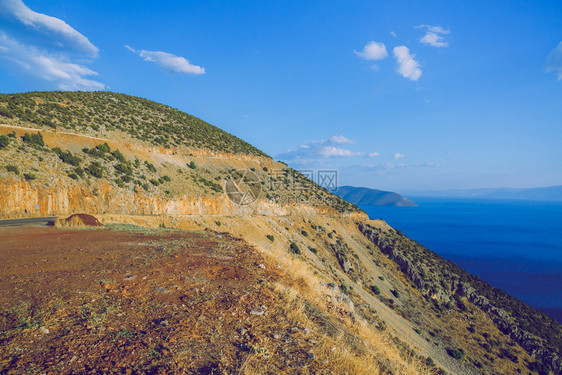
[0,176,363,219]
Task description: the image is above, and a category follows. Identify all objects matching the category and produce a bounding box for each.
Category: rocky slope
[1,91,561,375]
[359,223,562,374]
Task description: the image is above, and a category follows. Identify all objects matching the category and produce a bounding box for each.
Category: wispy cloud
[390,31,397,38]
[0,0,103,89]
[0,32,104,90]
[394,152,405,159]
[0,0,99,57]
[393,46,421,81]
[277,137,362,161]
[417,24,450,48]
[330,135,355,144]
[545,41,562,80]
[368,152,380,157]
[125,45,205,75]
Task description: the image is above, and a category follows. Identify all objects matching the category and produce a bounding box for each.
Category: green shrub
[149,178,160,186]
[379,276,385,281]
[446,348,464,360]
[22,132,44,147]
[85,162,104,178]
[6,165,19,174]
[289,242,301,255]
[425,357,435,367]
[262,166,268,172]
[160,175,171,182]
[370,285,381,295]
[301,230,308,237]
[145,161,157,173]
[52,147,81,166]
[308,247,317,254]
[0,107,13,118]
[0,134,10,148]
[74,167,85,178]
[391,290,400,298]
[266,235,274,242]
[198,177,222,192]
[114,163,132,175]
[111,149,126,162]
[23,172,37,181]
[188,161,197,169]
[68,173,79,180]
[85,147,105,158]
[96,142,111,153]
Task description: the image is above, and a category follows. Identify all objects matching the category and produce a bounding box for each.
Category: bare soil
[0,225,323,374]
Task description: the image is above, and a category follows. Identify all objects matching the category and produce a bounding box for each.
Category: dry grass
[241,248,435,375]
[90,215,437,374]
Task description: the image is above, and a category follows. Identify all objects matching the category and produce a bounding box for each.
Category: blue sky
[1,0,561,192]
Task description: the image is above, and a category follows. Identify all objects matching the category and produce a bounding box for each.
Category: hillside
[0,91,561,375]
[0,92,359,218]
[336,186,417,206]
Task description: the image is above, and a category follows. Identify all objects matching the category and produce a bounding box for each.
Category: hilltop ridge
[0,91,268,157]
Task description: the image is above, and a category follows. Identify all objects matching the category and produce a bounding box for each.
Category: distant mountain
[416,185,562,201]
[335,186,417,206]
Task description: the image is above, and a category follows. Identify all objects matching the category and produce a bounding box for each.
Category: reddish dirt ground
[0,225,322,374]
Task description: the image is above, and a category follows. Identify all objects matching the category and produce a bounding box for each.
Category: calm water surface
[361,197,562,323]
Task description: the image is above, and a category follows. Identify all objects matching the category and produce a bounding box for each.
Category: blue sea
[360,197,562,324]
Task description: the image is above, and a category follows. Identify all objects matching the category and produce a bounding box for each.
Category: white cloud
[420,32,448,48]
[0,0,99,57]
[0,0,103,90]
[330,135,355,144]
[545,41,562,80]
[368,152,380,157]
[354,41,388,61]
[0,32,104,90]
[276,138,362,161]
[318,146,361,157]
[125,45,205,75]
[390,31,397,38]
[394,152,405,159]
[393,46,421,81]
[417,24,450,48]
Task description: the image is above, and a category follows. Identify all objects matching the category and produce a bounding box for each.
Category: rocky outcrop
[359,222,562,375]
[0,176,364,219]
[330,238,363,283]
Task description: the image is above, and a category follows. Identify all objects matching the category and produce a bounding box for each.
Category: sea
[360,197,562,324]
